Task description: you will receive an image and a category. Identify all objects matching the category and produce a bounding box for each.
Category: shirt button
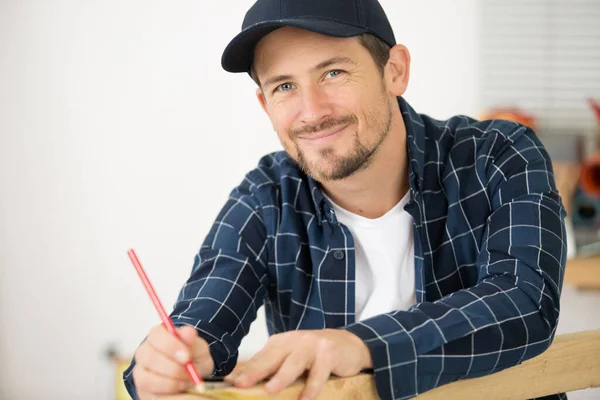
[333,250,345,260]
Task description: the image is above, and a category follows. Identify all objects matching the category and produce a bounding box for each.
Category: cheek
[269,115,296,154]
[269,104,298,139]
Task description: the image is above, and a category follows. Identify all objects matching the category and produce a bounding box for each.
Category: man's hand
[132,324,215,400]
[225,329,372,400]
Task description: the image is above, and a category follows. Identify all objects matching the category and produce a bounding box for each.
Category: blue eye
[276,83,294,92]
[326,70,343,78]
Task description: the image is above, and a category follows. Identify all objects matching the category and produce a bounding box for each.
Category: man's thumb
[178,325,214,376]
[178,325,198,348]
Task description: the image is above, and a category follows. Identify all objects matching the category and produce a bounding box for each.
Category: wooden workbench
[159,329,600,400]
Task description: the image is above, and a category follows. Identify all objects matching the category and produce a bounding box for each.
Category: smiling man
[123,1,567,399]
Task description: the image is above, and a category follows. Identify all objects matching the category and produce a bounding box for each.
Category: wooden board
[416,329,600,399]
[159,330,600,400]
[174,375,377,400]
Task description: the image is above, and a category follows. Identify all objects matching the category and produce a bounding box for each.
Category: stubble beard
[291,98,394,182]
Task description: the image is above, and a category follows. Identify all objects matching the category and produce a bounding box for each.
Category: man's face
[253,27,394,182]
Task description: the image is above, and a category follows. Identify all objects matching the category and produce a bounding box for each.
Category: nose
[298,85,334,126]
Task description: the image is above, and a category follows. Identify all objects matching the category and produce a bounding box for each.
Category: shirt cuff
[171,319,239,377]
[344,315,419,399]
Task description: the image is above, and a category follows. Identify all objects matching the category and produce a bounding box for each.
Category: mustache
[290,114,357,137]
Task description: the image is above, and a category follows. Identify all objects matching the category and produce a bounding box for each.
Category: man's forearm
[344,272,559,399]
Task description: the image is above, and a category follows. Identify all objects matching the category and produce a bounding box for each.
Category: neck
[320,106,409,219]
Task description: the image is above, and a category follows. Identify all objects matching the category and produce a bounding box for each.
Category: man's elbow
[520,306,560,365]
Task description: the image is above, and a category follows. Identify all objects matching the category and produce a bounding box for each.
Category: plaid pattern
[124,97,567,400]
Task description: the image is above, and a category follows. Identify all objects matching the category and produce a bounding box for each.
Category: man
[123,0,567,399]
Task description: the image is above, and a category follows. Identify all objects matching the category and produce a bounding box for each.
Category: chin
[307,162,345,182]
[293,146,351,179]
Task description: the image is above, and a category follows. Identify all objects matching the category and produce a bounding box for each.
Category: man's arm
[344,126,567,400]
[123,176,270,399]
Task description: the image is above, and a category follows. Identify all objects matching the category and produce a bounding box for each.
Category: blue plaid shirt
[124,97,567,400]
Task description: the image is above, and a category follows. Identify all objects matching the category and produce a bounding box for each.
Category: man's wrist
[345,330,373,370]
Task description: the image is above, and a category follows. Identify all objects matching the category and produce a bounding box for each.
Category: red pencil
[127,248,206,393]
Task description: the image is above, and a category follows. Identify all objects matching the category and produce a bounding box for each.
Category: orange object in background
[580,99,600,199]
[481,107,537,132]
[580,152,600,199]
[589,98,600,124]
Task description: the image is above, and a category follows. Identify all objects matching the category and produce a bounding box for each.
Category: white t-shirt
[326,191,416,321]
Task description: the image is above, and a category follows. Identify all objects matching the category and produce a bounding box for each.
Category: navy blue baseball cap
[221,0,396,73]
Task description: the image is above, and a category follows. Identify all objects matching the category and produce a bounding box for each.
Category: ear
[384,44,411,96]
[256,87,269,116]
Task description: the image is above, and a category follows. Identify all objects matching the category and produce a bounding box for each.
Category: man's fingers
[172,325,214,377]
[228,346,268,381]
[133,324,218,397]
[146,324,191,364]
[192,349,215,378]
[300,358,332,400]
[178,325,200,348]
[233,348,288,388]
[136,341,191,381]
[264,351,311,394]
[133,365,190,396]
[226,333,288,381]
[224,364,243,382]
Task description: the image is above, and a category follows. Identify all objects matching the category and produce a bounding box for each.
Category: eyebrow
[262,56,357,89]
[312,56,356,72]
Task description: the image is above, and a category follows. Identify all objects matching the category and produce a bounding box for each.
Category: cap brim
[221,18,367,73]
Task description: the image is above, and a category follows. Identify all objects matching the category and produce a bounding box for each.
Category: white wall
[3,1,593,400]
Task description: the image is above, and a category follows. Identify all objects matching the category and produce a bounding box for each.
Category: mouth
[297,124,348,145]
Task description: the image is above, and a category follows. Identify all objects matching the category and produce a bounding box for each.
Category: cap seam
[279,0,284,18]
[354,0,363,25]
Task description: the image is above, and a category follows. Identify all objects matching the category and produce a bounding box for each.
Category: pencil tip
[195,383,206,393]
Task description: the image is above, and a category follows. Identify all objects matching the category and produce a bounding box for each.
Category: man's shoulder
[422,112,545,163]
[423,112,534,142]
